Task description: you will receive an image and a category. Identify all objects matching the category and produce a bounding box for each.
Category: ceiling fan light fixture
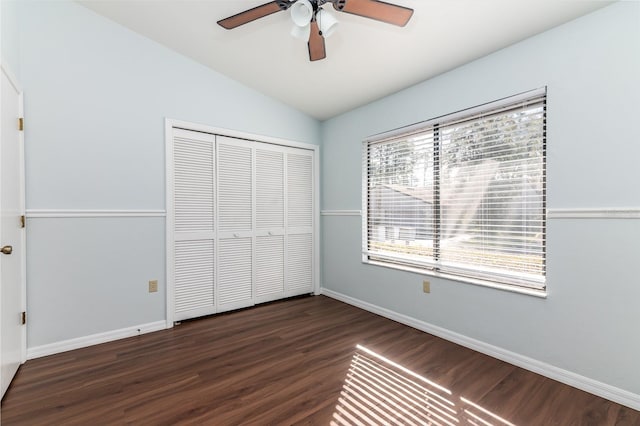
[316,9,338,38]
[291,0,314,27]
[290,23,311,40]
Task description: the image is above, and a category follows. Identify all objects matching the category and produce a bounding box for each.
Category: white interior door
[1,65,26,399]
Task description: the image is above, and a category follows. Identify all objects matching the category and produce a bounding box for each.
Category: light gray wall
[321,1,640,396]
[19,0,320,347]
[1,0,21,78]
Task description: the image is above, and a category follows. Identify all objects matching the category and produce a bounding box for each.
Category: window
[363,89,546,291]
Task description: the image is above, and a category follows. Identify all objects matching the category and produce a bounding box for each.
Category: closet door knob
[1,245,13,255]
[233,233,239,238]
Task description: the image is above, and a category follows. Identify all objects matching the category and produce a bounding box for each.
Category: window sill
[364,259,548,299]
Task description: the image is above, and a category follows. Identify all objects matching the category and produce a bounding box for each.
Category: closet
[168,127,316,322]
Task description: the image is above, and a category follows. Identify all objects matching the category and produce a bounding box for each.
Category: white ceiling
[78,0,612,121]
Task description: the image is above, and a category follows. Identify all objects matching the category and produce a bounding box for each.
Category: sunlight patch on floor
[331,345,516,426]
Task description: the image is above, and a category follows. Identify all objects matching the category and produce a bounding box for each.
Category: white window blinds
[363,89,546,290]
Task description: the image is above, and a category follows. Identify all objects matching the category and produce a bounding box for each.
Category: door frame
[164,118,320,328]
[0,62,27,372]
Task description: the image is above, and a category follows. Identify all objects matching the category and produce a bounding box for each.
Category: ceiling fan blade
[218,1,290,30]
[308,20,327,61]
[333,0,414,27]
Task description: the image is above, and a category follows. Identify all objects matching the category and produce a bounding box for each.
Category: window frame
[361,88,547,296]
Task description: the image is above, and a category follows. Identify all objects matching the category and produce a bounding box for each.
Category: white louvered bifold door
[170,128,316,322]
[172,129,216,321]
[285,149,314,296]
[216,136,254,312]
[255,146,285,303]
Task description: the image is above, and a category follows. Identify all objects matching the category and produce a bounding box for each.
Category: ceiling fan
[217,0,414,61]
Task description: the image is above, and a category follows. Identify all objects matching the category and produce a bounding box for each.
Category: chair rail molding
[26,209,167,218]
[547,208,640,219]
[320,210,361,216]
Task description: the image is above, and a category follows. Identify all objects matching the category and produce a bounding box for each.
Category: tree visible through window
[363,89,546,290]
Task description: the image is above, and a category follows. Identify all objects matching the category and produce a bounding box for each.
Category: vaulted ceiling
[79,0,612,120]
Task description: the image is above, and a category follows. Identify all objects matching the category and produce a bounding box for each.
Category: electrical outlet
[422,280,430,293]
[149,280,158,293]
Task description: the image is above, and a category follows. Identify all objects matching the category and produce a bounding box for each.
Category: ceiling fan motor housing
[276,0,293,10]
[333,0,347,11]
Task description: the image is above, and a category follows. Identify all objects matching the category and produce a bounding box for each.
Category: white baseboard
[27,321,167,359]
[320,287,640,411]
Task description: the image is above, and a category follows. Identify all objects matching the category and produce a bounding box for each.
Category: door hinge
[21,311,26,325]
[18,117,24,131]
[20,215,26,229]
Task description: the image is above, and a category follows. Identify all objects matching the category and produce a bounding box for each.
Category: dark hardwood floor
[2,295,638,425]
